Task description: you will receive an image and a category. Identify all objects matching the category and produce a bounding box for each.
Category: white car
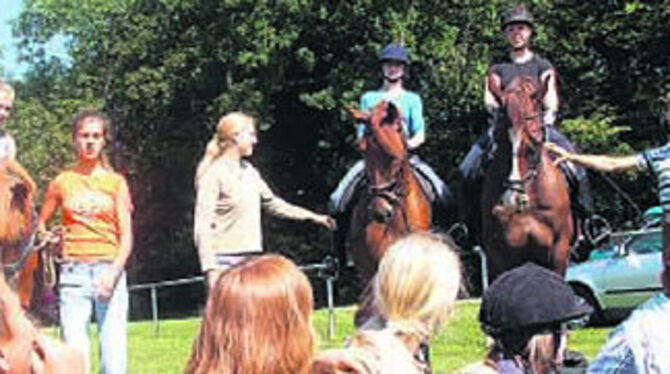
[566,228,664,324]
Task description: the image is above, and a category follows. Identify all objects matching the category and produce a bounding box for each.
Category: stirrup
[583,215,612,247]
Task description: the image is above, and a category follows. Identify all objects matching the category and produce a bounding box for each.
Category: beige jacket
[193,158,315,271]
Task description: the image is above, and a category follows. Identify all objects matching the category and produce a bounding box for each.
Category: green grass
[45,299,612,373]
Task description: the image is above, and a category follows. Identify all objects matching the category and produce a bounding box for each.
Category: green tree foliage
[10,1,670,302]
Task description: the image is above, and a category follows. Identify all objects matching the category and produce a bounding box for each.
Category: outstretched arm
[545,143,639,173]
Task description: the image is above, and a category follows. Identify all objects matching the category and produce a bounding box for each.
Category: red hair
[185,255,315,374]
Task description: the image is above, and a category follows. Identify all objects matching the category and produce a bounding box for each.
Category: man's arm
[545,143,639,173]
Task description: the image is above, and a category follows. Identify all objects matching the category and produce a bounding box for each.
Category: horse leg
[551,230,572,277]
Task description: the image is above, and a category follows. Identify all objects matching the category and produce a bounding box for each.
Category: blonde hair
[0,82,15,101]
[72,109,113,170]
[195,112,256,184]
[484,332,564,373]
[374,233,462,340]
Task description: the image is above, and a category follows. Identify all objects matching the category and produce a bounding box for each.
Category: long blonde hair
[184,254,315,374]
[374,233,462,340]
[195,112,255,184]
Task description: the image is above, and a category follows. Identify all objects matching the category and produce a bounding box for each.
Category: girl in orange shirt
[38,109,133,374]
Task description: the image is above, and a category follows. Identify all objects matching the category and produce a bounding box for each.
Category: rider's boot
[410,156,454,227]
[459,128,494,231]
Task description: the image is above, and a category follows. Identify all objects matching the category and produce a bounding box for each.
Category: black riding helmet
[479,263,592,354]
[501,4,535,31]
[378,43,409,65]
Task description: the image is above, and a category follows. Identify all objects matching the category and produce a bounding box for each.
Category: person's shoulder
[404,91,422,103]
[52,168,75,183]
[533,54,555,70]
[361,90,385,106]
[644,142,670,161]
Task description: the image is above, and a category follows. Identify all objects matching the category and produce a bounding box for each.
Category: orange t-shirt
[45,168,132,261]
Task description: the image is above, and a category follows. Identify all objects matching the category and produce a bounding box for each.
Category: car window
[626,232,662,255]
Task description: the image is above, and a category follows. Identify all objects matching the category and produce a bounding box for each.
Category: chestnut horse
[481,76,573,282]
[348,100,431,326]
[0,159,39,310]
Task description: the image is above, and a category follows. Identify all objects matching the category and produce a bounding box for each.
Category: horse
[0,158,39,310]
[348,100,431,326]
[480,75,573,282]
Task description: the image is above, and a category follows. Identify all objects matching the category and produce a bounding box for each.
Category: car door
[600,230,664,310]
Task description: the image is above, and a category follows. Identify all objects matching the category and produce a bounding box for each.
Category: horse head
[489,75,546,212]
[0,160,34,250]
[350,100,409,223]
[352,100,408,186]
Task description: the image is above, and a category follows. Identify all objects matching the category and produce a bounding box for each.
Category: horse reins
[364,115,414,233]
[1,225,63,288]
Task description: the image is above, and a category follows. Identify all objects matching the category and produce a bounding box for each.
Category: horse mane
[0,173,32,245]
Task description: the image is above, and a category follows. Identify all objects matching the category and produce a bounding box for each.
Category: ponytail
[195,135,224,186]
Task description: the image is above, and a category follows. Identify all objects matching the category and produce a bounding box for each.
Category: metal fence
[128,261,338,338]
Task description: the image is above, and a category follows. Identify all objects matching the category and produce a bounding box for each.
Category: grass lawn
[49,299,612,373]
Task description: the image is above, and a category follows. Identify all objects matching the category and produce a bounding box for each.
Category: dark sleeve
[535,55,554,75]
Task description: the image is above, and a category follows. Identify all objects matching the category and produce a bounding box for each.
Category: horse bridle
[503,93,544,195]
[364,111,413,232]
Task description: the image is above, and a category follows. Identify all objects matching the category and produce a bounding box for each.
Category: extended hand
[544,142,570,158]
[313,214,337,231]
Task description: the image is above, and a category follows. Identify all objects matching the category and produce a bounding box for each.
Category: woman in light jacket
[194,112,335,289]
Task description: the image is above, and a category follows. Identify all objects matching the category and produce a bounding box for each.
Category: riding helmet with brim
[379,44,409,65]
[479,262,591,339]
[501,4,535,30]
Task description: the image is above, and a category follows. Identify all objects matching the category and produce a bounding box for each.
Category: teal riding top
[356,90,425,140]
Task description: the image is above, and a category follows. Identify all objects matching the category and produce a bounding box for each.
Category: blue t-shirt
[356,90,425,140]
[637,142,670,213]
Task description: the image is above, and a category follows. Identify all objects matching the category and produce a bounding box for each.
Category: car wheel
[572,285,604,326]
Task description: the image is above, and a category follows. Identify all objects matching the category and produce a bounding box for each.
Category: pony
[348,100,431,326]
[0,158,38,310]
[481,76,573,281]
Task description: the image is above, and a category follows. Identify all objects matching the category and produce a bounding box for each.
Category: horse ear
[347,106,370,122]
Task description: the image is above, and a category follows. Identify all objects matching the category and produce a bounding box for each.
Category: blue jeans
[59,262,128,374]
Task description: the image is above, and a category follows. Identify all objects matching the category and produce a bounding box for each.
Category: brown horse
[0,158,38,310]
[481,76,573,282]
[348,100,431,326]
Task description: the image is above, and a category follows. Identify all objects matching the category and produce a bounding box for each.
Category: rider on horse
[329,44,451,241]
[459,4,595,232]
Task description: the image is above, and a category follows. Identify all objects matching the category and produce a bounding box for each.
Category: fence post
[151,286,159,336]
[473,246,488,292]
[326,276,335,339]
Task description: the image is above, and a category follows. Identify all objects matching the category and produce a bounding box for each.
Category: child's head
[185,254,315,374]
[374,233,462,339]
